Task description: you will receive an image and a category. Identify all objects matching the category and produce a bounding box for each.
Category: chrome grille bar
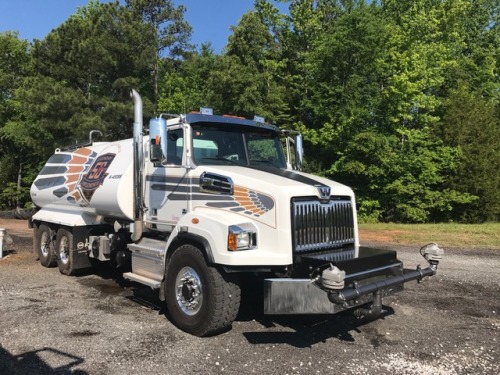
[292,197,354,254]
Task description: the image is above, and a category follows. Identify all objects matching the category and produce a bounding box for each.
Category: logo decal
[205,186,275,217]
[317,185,331,199]
[231,186,274,216]
[79,153,116,202]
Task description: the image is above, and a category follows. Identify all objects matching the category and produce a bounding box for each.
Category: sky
[0,0,278,54]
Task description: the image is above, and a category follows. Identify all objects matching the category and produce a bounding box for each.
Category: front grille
[292,197,355,254]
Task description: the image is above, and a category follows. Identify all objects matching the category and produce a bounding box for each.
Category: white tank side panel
[116,161,134,220]
[81,140,134,220]
[32,206,103,226]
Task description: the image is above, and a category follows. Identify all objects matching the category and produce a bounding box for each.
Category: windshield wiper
[199,157,242,166]
[250,159,280,168]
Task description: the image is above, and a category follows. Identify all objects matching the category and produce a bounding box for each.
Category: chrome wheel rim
[40,231,50,257]
[175,266,203,316]
[59,236,69,265]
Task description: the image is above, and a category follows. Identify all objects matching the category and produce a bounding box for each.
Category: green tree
[28,0,157,144]
[126,0,192,109]
[265,0,477,222]
[0,32,29,125]
[0,1,160,209]
[208,10,288,123]
[436,0,499,222]
[439,83,500,222]
[0,32,34,209]
[158,44,217,113]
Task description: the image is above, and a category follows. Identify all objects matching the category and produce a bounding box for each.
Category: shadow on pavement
[241,306,395,348]
[0,346,87,374]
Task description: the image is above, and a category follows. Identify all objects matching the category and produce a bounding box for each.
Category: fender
[170,232,215,263]
[164,211,228,264]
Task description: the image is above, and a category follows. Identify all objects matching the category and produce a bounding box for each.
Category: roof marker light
[223,114,246,120]
[254,115,265,123]
[200,107,213,115]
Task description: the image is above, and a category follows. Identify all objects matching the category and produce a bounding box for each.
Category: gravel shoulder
[1,219,499,375]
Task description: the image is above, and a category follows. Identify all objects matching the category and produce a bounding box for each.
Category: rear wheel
[165,244,241,336]
[36,224,56,267]
[56,228,76,276]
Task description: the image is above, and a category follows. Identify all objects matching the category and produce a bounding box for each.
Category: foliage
[0,182,30,210]
[126,0,192,108]
[27,1,155,144]
[0,0,498,223]
[158,44,217,113]
[438,82,500,222]
[0,31,33,209]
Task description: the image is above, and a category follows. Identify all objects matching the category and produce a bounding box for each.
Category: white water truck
[30,90,444,336]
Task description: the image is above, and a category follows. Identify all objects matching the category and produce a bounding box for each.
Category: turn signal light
[227,224,256,251]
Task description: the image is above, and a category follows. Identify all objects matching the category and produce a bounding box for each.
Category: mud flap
[71,226,92,270]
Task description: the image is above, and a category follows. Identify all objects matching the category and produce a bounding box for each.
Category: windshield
[191,123,287,169]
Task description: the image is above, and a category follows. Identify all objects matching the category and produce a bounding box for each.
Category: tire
[56,228,76,276]
[36,224,57,267]
[165,244,241,337]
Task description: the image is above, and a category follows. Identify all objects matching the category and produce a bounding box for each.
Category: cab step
[123,272,161,289]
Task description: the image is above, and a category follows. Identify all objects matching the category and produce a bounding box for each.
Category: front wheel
[165,244,241,336]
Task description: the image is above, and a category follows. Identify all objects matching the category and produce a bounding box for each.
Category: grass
[358,222,500,249]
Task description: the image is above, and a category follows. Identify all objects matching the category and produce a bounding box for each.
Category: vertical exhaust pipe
[131,89,143,242]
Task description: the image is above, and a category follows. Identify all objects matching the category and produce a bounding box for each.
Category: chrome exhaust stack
[131,89,144,242]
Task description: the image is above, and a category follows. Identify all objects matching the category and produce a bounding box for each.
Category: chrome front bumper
[263,245,442,315]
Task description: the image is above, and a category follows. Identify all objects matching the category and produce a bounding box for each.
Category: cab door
[145,127,189,231]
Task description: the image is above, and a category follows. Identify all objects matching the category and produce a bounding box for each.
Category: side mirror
[149,118,168,162]
[294,134,304,171]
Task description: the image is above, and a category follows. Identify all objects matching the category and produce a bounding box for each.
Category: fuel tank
[30,139,134,221]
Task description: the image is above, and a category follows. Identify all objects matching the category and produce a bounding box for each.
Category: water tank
[30,139,135,221]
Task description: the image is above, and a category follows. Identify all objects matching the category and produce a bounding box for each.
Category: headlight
[228,224,257,251]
